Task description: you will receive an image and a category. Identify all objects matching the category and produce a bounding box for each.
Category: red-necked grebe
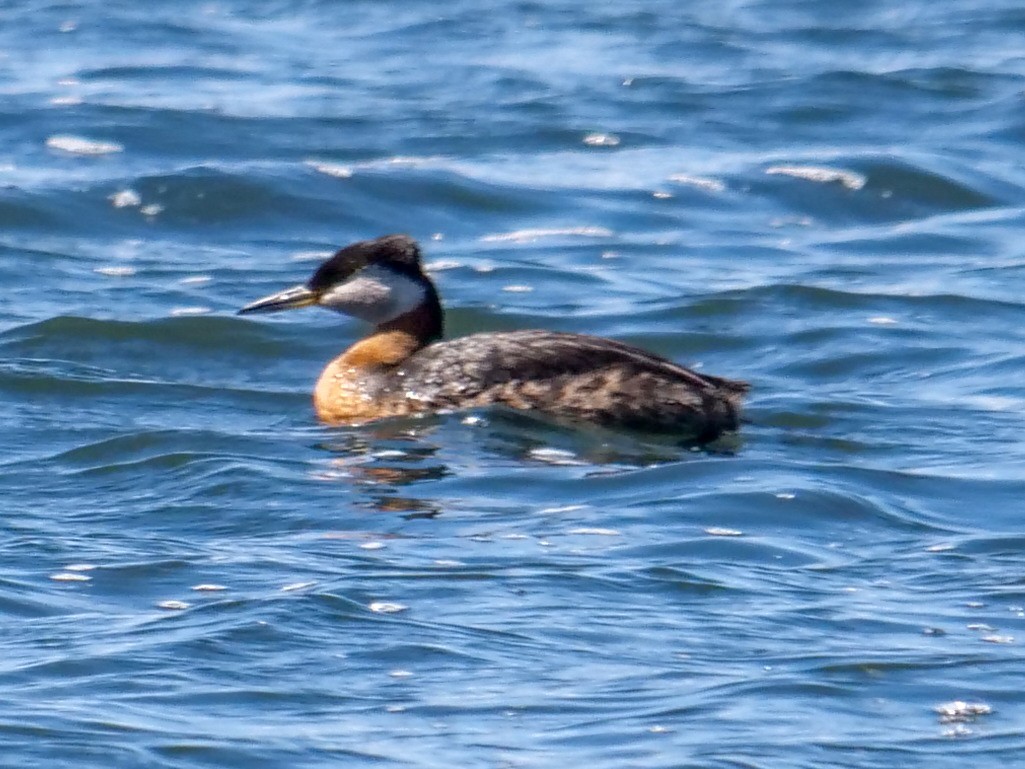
[239,234,748,441]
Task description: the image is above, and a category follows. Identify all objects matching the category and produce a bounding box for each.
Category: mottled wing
[395,330,747,434]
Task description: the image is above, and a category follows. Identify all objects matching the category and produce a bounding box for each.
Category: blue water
[2,1,1025,766]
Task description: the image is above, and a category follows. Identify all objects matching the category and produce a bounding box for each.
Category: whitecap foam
[110,189,141,208]
[766,164,866,190]
[480,226,613,243]
[668,173,726,193]
[156,600,189,610]
[46,135,123,155]
[95,266,136,277]
[935,701,992,722]
[305,160,353,178]
[369,601,408,614]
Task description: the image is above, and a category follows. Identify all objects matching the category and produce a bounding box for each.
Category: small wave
[77,63,253,82]
[861,156,1000,210]
[695,282,1025,316]
[0,315,263,348]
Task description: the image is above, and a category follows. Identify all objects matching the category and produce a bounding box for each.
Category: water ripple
[3,1,1025,766]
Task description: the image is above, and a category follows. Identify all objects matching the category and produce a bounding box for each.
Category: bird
[238,234,748,441]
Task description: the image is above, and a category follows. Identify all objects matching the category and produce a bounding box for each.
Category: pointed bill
[238,285,318,315]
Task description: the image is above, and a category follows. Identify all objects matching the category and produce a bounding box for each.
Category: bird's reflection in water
[309,417,448,519]
[477,408,728,468]
[307,410,727,519]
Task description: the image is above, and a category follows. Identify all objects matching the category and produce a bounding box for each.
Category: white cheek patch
[320,263,426,324]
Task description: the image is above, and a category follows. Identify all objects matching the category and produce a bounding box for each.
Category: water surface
[2,1,1025,766]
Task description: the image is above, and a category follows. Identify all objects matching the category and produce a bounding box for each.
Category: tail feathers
[701,373,750,397]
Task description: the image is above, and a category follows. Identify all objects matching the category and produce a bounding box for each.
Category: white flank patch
[583,132,620,147]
